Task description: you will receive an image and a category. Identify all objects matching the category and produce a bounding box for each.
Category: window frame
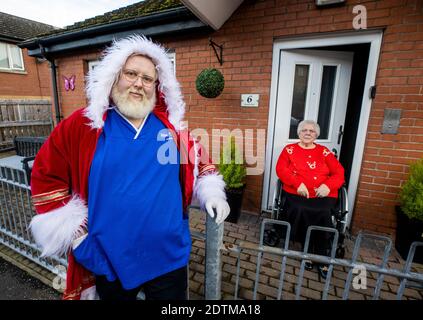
[0,42,25,72]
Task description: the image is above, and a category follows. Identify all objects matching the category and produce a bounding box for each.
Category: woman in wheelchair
[274,120,345,279]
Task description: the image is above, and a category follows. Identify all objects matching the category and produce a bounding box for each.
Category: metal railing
[0,164,421,300]
[0,169,225,298]
[0,165,67,278]
[220,218,423,300]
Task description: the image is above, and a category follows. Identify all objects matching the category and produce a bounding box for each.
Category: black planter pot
[395,206,423,263]
[225,187,245,223]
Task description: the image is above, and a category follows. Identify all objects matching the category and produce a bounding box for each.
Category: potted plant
[196,68,225,98]
[218,136,246,223]
[395,158,423,263]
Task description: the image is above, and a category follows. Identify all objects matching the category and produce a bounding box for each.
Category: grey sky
[1,0,143,28]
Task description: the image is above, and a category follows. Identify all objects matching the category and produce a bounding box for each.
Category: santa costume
[29,35,226,300]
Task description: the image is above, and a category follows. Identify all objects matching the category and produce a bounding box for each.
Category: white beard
[111,86,156,120]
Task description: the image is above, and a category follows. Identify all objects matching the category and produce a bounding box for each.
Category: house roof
[37,0,184,38]
[20,0,210,58]
[0,11,56,42]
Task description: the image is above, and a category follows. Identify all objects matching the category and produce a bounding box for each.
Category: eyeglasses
[300,129,317,134]
[121,69,156,87]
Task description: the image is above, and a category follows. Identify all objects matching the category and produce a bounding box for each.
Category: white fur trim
[193,173,226,207]
[85,34,185,130]
[29,196,88,257]
[80,286,99,300]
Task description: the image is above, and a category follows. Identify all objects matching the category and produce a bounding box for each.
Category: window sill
[0,69,27,75]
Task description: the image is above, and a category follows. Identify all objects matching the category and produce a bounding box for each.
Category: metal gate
[0,165,67,280]
[200,218,423,300]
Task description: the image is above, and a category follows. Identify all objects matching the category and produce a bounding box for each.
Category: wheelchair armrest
[272,179,287,221]
[336,184,348,218]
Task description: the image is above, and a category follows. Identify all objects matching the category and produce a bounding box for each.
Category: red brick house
[0,12,55,99]
[0,12,56,147]
[20,0,423,238]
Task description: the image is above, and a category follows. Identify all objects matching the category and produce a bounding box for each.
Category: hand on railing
[205,198,230,224]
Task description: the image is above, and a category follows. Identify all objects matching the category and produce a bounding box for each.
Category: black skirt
[282,192,337,255]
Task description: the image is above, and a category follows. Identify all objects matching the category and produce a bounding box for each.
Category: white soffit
[181,0,244,30]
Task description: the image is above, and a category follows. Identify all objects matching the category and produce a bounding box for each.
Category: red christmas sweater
[276,143,345,198]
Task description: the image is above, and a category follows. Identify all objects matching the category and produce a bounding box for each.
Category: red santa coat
[29,35,226,300]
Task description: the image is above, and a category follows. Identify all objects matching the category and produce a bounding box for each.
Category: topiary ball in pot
[196,68,225,98]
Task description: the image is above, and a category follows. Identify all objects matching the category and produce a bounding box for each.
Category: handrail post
[204,213,223,300]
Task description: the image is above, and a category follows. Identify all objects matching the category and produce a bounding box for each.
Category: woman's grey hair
[297,120,320,138]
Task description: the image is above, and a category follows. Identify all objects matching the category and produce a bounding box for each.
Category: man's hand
[297,183,309,198]
[315,184,330,198]
[205,198,230,224]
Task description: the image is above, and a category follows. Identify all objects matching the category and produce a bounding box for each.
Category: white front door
[266,49,353,209]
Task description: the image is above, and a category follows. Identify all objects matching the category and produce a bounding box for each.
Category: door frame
[262,29,383,229]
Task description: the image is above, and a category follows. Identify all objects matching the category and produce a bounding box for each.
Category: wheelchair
[264,179,349,258]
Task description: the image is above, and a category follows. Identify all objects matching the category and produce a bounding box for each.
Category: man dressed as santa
[29,35,230,300]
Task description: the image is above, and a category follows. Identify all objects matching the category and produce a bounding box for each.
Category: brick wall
[0,48,52,99]
[55,0,423,237]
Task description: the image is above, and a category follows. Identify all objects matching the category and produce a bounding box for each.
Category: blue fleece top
[73,108,191,289]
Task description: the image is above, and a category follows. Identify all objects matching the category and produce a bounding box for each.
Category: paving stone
[239,260,258,272]
[221,281,236,297]
[299,287,322,300]
[223,235,237,244]
[256,283,279,299]
[400,288,422,300]
[231,275,254,290]
[308,279,336,296]
[268,277,295,293]
[189,262,205,273]
[245,270,269,284]
[223,263,241,275]
[237,228,257,238]
[189,252,204,263]
[379,290,400,300]
[228,232,246,241]
[294,268,319,281]
[188,280,201,293]
[193,272,204,284]
[238,287,265,300]
[337,288,367,300]
[221,254,237,266]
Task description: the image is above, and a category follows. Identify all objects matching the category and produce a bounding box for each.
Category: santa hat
[84,34,185,131]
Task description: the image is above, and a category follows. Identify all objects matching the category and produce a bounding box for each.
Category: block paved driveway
[188,209,423,300]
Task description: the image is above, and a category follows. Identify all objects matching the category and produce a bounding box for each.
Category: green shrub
[196,68,225,98]
[218,136,246,190]
[399,158,423,222]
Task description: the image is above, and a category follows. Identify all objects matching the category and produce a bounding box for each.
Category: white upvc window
[0,42,25,71]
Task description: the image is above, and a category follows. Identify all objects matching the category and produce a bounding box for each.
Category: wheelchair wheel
[336,246,345,259]
[263,229,280,247]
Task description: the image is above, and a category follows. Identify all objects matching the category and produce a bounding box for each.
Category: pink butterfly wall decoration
[63,75,76,91]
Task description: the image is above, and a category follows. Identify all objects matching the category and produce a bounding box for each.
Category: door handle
[337,125,344,144]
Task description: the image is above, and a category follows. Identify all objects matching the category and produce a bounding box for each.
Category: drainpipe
[39,43,62,125]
